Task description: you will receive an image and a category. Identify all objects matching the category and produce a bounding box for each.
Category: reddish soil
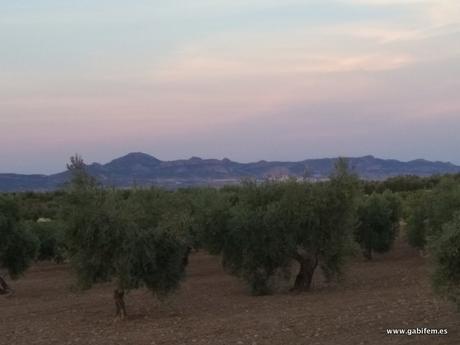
[1,239,459,345]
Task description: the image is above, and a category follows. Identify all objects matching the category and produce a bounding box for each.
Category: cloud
[342,0,460,25]
[155,53,413,82]
[427,0,460,26]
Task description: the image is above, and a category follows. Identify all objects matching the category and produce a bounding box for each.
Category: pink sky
[1,0,459,173]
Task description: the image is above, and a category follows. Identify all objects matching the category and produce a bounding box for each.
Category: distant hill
[1,152,460,192]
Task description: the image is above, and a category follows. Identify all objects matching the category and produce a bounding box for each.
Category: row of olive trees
[0,155,408,315]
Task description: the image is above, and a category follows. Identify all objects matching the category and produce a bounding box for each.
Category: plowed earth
[1,238,458,345]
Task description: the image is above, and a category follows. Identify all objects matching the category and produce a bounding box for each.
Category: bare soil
[1,239,459,345]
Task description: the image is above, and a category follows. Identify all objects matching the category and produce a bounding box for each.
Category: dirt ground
[1,239,459,345]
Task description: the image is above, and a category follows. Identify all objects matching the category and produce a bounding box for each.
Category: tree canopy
[63,155,189,318]
[196,160,360,295]
[355,191,402,260]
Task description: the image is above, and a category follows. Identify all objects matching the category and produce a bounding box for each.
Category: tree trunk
[114,289,127,320]
[182,246,192,268]
[363,247,373,261]
[292,253,319,292]
[0,275,12,296]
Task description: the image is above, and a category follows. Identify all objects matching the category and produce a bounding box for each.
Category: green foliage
[197,159,360,294]
[0,196,38,279]
[406,177,460,250]
[362,175,440,194]
[24,220,66,262]
[427,178,460,238]
[355,191,402,259]
[405,191,430,249]
[188,187,233,254]
[404,176,460,309]
[432,213,460,309]
[63,156,189,298]
[314,160,361,279]
[12,191,64,221]
[221,182,291,295]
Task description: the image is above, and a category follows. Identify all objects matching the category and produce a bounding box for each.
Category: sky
[1,0,459,174]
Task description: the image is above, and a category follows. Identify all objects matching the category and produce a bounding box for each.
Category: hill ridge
[1,153,459,192]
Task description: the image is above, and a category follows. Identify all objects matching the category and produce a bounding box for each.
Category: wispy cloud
[155,53,414,82]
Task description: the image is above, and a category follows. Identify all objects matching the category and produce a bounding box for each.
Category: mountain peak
[358,155,376,160]
[105,152,161,168]
[121,152,159,160]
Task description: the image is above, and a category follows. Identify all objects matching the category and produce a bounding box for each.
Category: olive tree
[288,159,360,291]
[0,196,38,295]
[355,191,402,260]
[198,159,360,295]
[63,156,189,319]
[218,182,290,295]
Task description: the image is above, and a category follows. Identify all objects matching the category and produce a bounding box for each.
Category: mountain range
[1,152,460,192]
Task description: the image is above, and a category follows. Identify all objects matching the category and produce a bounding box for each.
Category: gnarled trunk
[292,252,319,292]
[0,275,12,296]
[114,289,126,319]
